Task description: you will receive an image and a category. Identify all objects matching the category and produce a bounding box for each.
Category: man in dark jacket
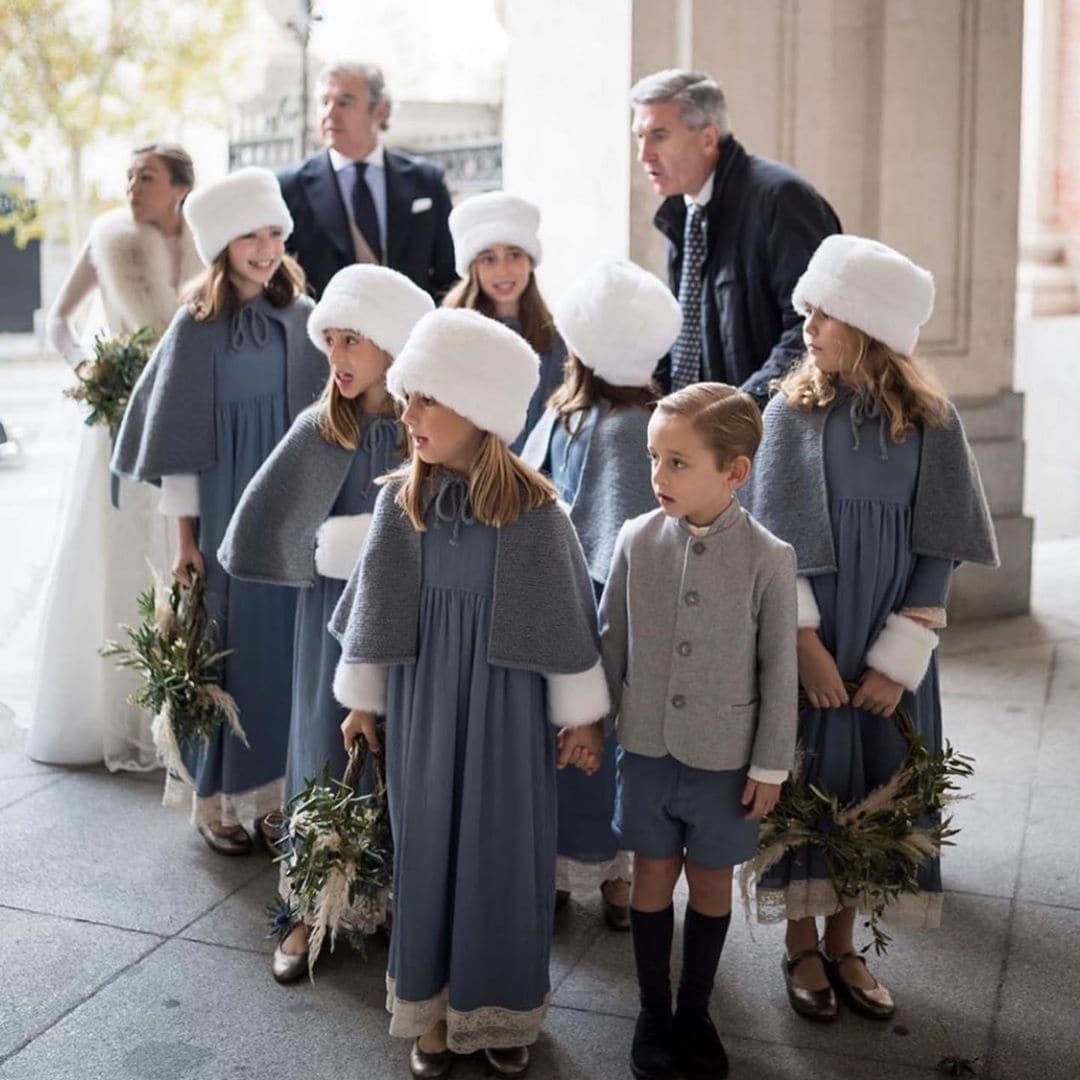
[631,69,841,403]
[279,61,457,300]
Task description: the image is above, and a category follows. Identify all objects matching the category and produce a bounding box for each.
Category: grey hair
[628,69,730,135]
[317,60,392,131]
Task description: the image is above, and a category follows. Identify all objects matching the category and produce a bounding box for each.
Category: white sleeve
[546,659,610,730]
[159,474,199,517]
[46,242,98,368]
[795,576,821,630]
[864,613,939,692]
[333,660,388,713]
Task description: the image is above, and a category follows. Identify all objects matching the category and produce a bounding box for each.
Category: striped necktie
[669,202,706,390]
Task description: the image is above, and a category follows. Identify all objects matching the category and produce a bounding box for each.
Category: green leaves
[64,326,156,438]
[746,686,974,955]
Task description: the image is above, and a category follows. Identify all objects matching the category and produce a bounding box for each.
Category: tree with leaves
[0,0,249,247]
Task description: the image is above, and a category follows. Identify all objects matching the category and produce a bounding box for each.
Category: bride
[27,143,201,770]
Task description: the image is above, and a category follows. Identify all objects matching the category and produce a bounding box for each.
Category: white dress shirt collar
[328,142,386,173]
[683,168,715,210]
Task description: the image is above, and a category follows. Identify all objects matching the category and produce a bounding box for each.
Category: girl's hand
[172,541,205,583]
[797,628,850,710]
[556,722,603,775]
[741,778,781,821]
[341,709,380,755]
[851,669,904,717]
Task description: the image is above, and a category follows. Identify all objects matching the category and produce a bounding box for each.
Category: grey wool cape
[741,394,999,573]
[217,404,359,587]
[330,477,601,676]
[521,405,655,584]
[110,294,326,483]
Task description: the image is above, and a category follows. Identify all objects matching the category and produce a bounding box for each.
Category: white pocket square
[411,197,433,213]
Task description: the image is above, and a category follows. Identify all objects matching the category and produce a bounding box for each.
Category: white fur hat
[307,266,435,357]
[554,260,683,387]
[449,192,542,278]
[183,166,294,265]
[792,234,935,355]
[386,309,539,445]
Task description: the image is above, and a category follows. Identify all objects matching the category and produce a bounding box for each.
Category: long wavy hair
[548,353,660,431]
[184,251,307,324]
[386,431,556,532]
[777,329,950,441]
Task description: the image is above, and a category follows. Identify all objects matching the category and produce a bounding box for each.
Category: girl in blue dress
[331,309,609,1078]
[743,235,998,1024]
[522,260,682,930]
[111,167,326,856]
[443,191,565,451]
[217,265,434,981]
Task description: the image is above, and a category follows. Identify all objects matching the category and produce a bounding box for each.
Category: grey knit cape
[742,394,999,574]
[110,294,325,482]
[329,478,601,674]
[521,404,655,583]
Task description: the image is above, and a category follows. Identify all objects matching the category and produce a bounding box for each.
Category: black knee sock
[630,904,675,1015]
[677,906,731,1016]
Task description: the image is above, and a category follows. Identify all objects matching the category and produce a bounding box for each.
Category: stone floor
[1,346,1078,1078]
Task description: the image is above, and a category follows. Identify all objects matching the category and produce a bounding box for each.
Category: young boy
[600,382,798,1080]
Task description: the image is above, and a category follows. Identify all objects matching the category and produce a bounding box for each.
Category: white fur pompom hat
[307,266,435,357]
[449,192,542,278]
[386,308,539,445]
[555,260,683,387]
[183,166,294,266]
[792,234,935,356]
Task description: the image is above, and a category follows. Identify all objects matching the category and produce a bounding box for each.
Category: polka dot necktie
[670,202,706,390]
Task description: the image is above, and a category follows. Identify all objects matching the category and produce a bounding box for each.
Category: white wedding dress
[25,207,202,770]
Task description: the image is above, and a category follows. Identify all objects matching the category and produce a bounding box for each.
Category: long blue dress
[383,476,557,1053]
[548,408,627,892]
[284,416,401,805]
[758,393,952,928]
[172,303,298,828]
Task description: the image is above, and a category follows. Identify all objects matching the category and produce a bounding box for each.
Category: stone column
[503,0,1032,617]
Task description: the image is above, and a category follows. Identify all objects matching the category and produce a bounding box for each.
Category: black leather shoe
[554,889,570,913]
[600,879,631,931]
[673,1009,729,1080]
[782,948,838,1022]
[630,1008,678,1080]
[409,1039,453,1078]
[823,951,895,1019]
[483,1045,529,1076]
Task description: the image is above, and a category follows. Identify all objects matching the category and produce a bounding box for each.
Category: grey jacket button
[671,694,686,708]
[684,590,699,606]
[677,641,692,657]
[692,541,706,554]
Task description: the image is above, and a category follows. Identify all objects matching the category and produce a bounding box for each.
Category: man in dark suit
[278,61,457,300]
[631,69,841,404]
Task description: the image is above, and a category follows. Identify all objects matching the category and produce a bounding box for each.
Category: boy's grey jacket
[110,295,325,482]
[599,499,798,774]
[330,477,600,675]
[521,405,655,583]
[742,394,999,574]
[217,404,372,587]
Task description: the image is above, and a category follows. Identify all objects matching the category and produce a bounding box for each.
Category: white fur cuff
[795,576,821,630]
[315,513,372,580]
[159,474,199,517]
[865,613,939,692]
[546,659,611,730]
[332,661,388,713]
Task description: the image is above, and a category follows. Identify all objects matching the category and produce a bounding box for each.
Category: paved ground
[1,346,1078,1079]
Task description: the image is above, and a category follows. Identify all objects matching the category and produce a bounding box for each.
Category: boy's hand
[556,722,603,775]
[797,628,849,710]
[851,669,904,717]
[741,778,781,821]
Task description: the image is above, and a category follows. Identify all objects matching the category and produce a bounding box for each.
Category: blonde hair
[443,262,555,355]
[548,353,659,430]
[654,382,763,467]
[777,328,950,441]
[184,250,307,323]
[314,369,400,452]
[388,431,556,532]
